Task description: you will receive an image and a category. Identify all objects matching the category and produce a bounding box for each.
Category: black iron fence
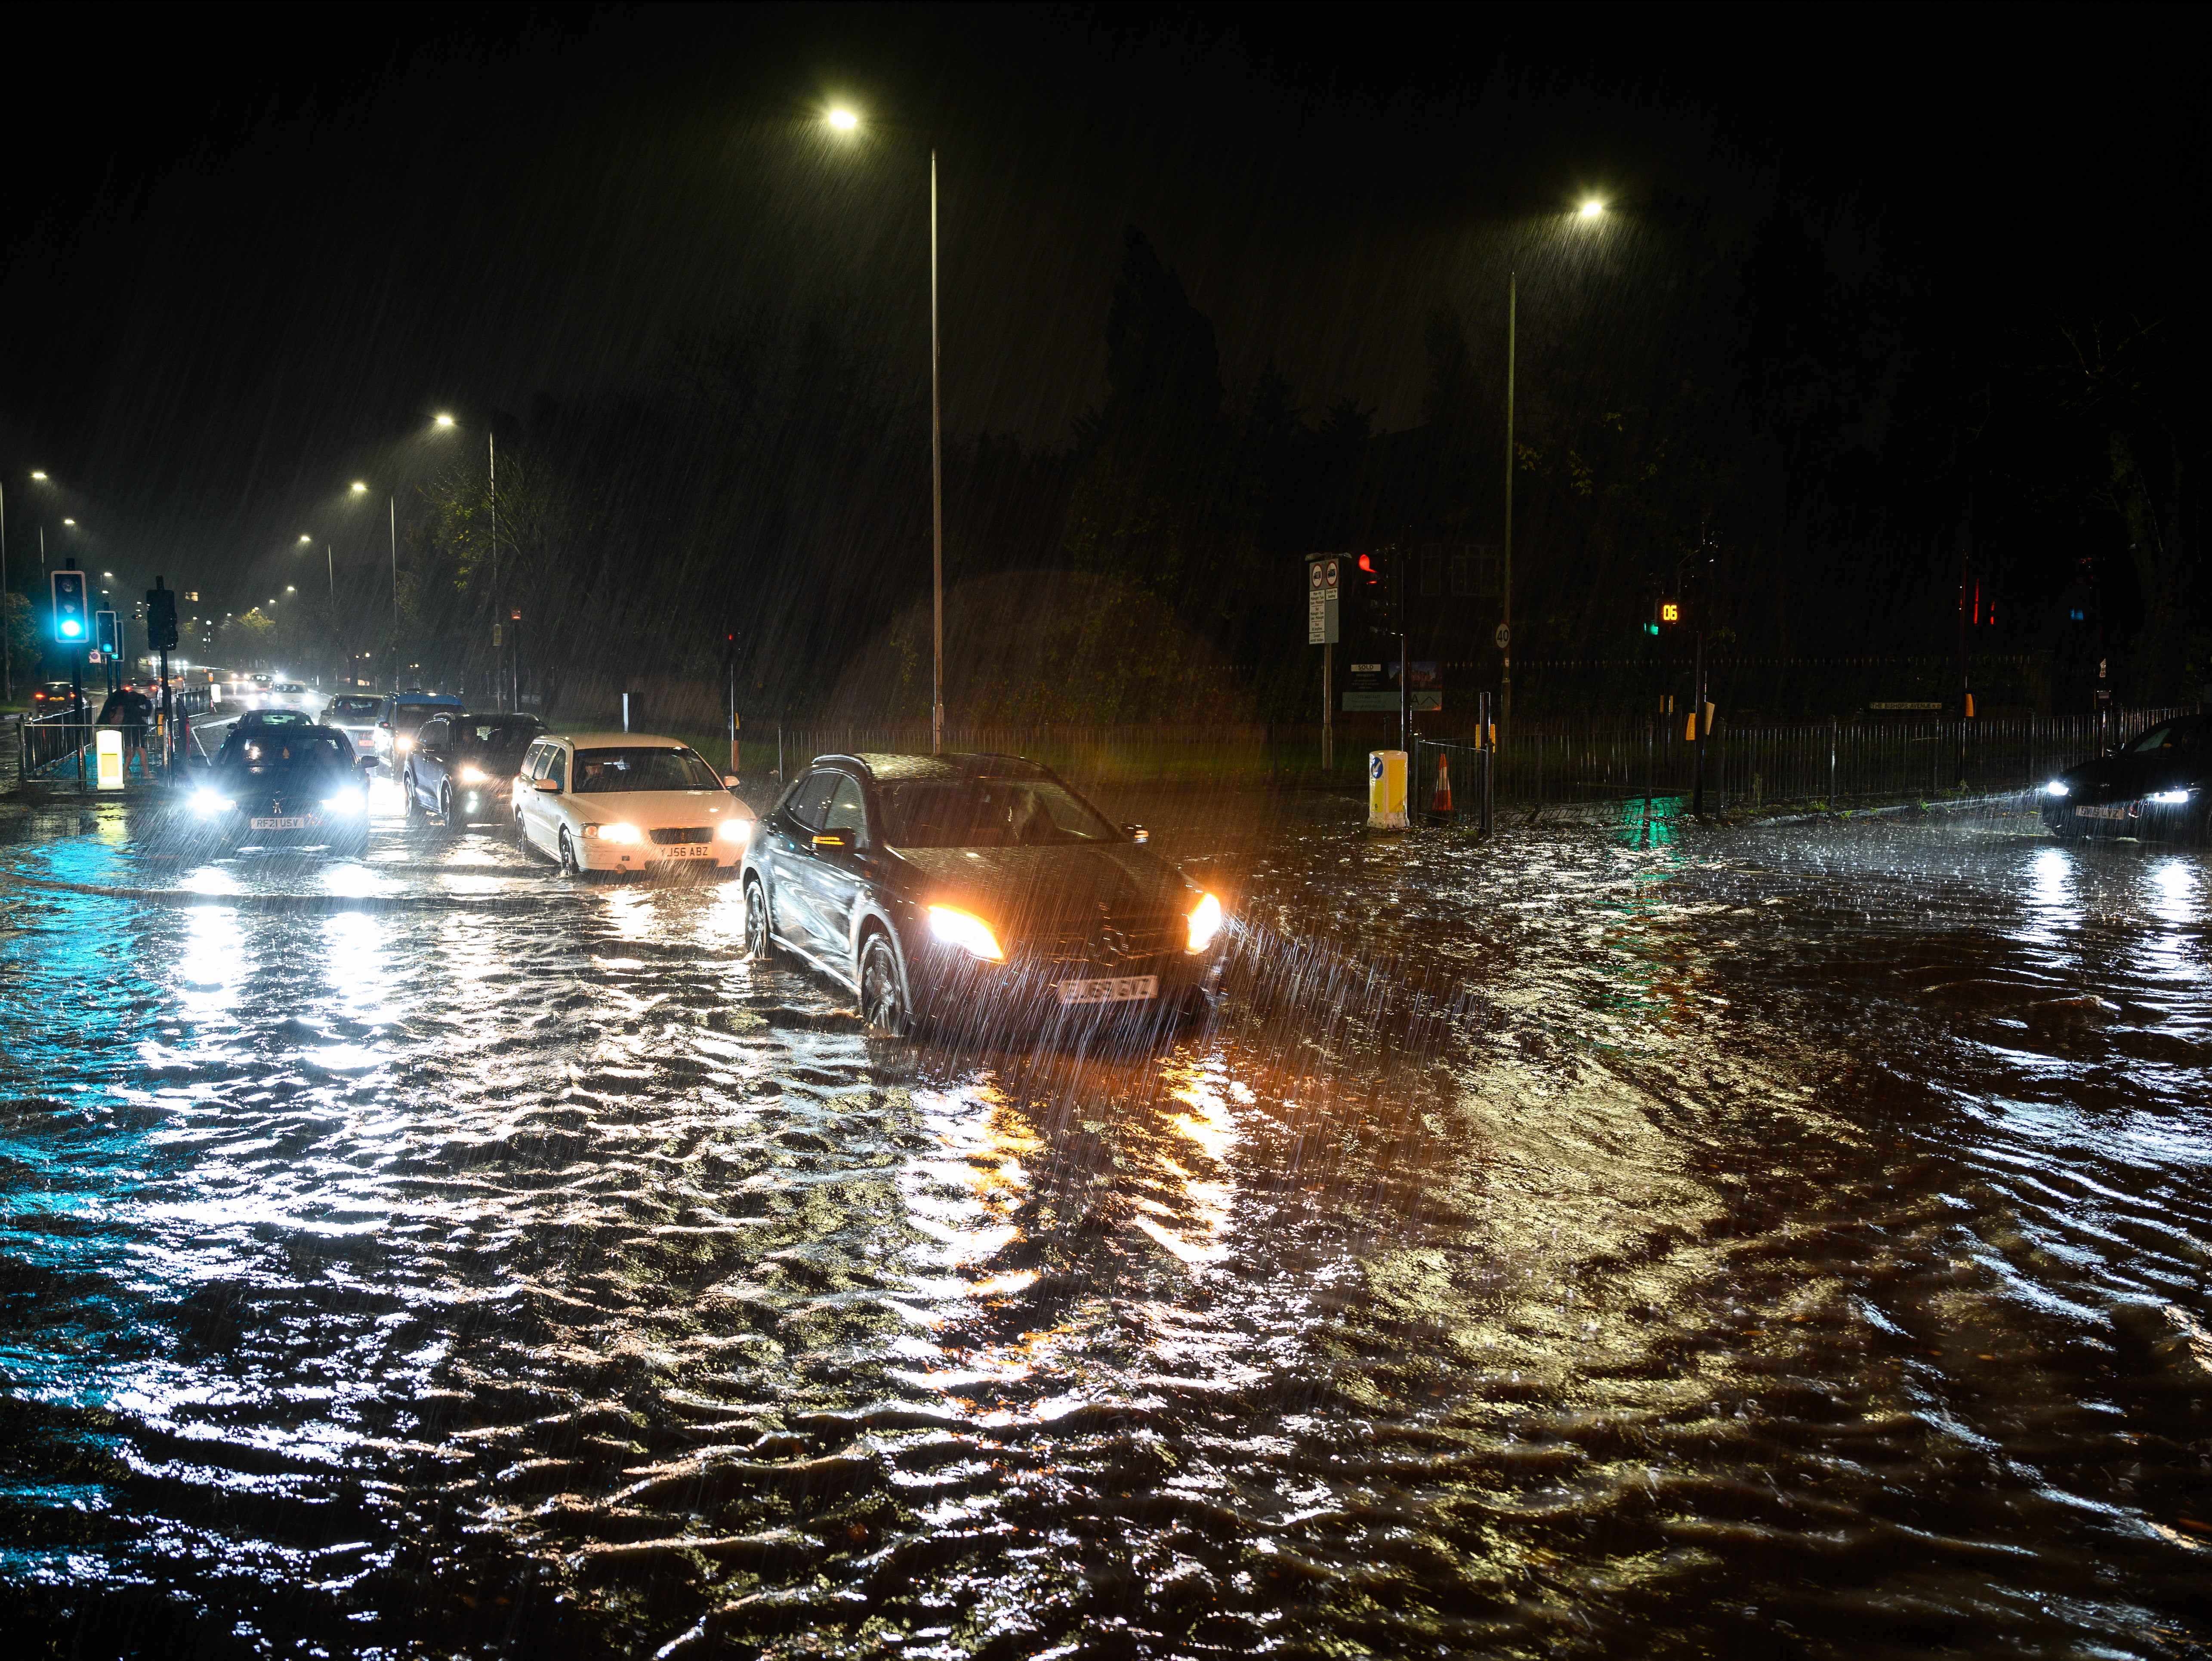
[745,707,2193,814]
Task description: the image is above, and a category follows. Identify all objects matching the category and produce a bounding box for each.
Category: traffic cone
[1432,751,1453,815]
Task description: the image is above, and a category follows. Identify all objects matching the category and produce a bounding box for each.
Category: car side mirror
[358,755,379,771]
[1124,824,1149,843]
[534,777,561,793]
[722,774,740,788]
[812,833,847,850]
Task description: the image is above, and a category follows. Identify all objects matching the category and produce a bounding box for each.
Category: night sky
[0,3,2193,611]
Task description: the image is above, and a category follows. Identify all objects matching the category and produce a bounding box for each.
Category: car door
[413,719,449,804]
[765,770,839,948]
[515,742,549,841]
[527,744,569,851]
[799,773,872,968]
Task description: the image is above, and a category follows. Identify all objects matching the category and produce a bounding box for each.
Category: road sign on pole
[1306,556,1340,645]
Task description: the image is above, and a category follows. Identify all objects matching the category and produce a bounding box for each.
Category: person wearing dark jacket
[96,682,156,777]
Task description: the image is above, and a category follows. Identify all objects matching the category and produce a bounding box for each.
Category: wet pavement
[0,775,2207,1658]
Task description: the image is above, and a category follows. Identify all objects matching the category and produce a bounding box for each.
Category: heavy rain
[2,10,2208,1660]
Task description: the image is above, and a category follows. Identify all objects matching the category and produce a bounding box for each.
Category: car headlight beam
[928,904,1004,961]
[457,765,488,784]
[2149,787,2194,806]
[322,789,367,814]
[2042,781,2069,798]
[718,817,749,843]
[583,821,642,844]
[190,790,234,816]
[1186,891,1225,953]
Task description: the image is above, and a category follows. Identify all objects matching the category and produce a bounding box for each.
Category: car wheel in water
[558,827,582,877]
[744,877,774,959]
[439,782,457,830]
[860,930,907,1033]
[404,770,427,821]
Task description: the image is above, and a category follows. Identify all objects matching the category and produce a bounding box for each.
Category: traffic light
[148,586,179,651]
[1354,549,1403,635]
[94,609,120,656]
[52,566,89,643]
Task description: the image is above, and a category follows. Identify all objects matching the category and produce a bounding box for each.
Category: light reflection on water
[0,795,2206,1656]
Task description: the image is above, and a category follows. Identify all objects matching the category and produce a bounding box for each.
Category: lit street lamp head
[29,470,46,481]
[827,107,859,133]
[351,482,368,493]
[1578,199,1606,219]
[433,413,456,428]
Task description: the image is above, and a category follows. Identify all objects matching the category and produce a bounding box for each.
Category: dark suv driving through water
[2040,714,2209,843]
[741,753,1227,1034]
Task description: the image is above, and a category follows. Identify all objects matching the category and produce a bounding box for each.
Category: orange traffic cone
[1432,751,1454,814]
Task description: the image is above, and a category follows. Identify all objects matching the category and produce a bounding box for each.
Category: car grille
[649,826,714,845]
[1022,918,1182,969]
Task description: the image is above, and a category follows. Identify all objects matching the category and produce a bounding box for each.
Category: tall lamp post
[1502,198,1607,732]
[431,414,503,710]
[827,105,945,753]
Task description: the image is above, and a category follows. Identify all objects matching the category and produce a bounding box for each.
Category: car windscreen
[240,711,313,728]
[219,734,355,774]
[449,719,542,756]
[390,704,455,733]
[571,747,724,793]
[876,779,1118,848]
[329,697,381,718]
[2126,719,2202,755]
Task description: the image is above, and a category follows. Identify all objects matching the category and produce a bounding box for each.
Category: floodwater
[1,779,2207,1658]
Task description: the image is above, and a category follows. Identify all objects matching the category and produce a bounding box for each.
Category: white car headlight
[322,789,367,814]
[1186,891,1225,953]
[2042,781,2069,797]
[718,817,750,843]
[458,765,488,784]
[584,821,642,844]
[191,790,234,816]
[2149,788,2193,806]
[928,905,1004,961]
[394,735,413,753]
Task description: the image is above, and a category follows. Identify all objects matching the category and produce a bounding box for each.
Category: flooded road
[1,781,2207,1657]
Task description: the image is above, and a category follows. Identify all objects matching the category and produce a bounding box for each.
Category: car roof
[392,693,462,705]
[545,732,694,748]
[817,750,1053,783]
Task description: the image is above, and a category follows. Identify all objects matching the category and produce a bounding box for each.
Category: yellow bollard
[1367,750,1408,828]
[96,728,125,790]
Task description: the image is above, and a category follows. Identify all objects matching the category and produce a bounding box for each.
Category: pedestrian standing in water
[96,680,156,778]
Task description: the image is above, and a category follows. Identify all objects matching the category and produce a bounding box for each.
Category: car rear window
[329,697,381,717]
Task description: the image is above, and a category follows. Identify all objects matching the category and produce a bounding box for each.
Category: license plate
[1056,974,1158,1005]
[250,816,309,830]
[2076,804,2132,821]
[657,843,715,858]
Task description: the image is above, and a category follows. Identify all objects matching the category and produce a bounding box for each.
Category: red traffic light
[1357,553,1374,574]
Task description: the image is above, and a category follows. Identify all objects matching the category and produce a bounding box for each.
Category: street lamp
[826,104,946,752]
[429,413,504,710]
[1502,198,1608,730]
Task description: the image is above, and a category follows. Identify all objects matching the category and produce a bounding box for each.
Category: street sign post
[1307,556,1341,770]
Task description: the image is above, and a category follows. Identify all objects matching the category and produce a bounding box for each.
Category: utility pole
[389,494,399,694]
[1502,269,1516,735]
[488,430,501,713]
[1,482,10,703]
[930,147,945,755]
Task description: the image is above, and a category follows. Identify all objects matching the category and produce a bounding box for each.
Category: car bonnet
[891,843,1195,933]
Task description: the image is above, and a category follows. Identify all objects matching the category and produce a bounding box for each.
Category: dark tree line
[402,209,2206,720]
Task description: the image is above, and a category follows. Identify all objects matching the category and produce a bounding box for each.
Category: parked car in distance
[29,681,86,717]
[373,692,464,770]
[740,751,1226,1036]
[515,732,751,874]
[403,712,546,826]
[2040,714,2209,843]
